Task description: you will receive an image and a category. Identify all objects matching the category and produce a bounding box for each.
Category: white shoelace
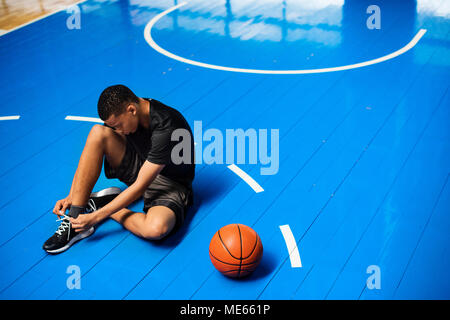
[86,199,97,213]
[55,200,96,240]
[55,215,71,240]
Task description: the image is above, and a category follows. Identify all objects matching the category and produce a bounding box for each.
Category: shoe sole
[45,227,95,254]
[90,187,121,198]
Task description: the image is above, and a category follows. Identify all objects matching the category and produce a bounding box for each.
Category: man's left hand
[70,213,99,233]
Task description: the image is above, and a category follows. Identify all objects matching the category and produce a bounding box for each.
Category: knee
[87,124,118,149]
[140,221,170,240]
[87,124,108,144]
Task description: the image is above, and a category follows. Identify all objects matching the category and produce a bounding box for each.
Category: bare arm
[87,161,164,223]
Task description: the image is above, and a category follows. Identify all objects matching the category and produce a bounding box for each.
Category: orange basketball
[209,224,263,278]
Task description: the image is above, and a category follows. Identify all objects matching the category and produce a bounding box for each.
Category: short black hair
[97,84,139,121]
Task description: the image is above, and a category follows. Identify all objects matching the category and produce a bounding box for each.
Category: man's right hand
[53,196,72,218]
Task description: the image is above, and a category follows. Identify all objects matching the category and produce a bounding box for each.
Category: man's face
[104,105,139,135]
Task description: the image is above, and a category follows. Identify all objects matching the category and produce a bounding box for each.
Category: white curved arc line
[65,115,104,123]
[0,115,20,120]
[144,2,427,75]
[279,224,302,268]
[227,164,264,193]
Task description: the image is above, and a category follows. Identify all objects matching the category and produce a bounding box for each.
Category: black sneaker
[85,187,122,213]
[42,216,94,254]
[42,187,121,254]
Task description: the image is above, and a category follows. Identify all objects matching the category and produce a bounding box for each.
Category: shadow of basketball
[155,165,233,248]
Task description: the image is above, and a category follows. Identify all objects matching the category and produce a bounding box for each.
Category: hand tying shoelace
[55,215,71,240]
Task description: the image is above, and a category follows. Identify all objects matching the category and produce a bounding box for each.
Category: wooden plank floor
[0,0,85,34]
[0,0,449,300]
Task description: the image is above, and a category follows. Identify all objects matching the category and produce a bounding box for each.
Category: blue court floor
[0,0,449,300]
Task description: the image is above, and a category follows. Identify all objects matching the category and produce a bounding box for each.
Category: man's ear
[127,104,137,115]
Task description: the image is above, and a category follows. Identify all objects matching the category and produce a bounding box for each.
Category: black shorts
[103,141,193,232]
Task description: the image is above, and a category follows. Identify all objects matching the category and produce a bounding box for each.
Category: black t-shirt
[126,98,195,189]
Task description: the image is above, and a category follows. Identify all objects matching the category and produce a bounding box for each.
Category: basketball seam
[221,269,252,275]
[242,232,259,260]
[209,250,260,266]
[237,224,242,278]
[218,228,241,260]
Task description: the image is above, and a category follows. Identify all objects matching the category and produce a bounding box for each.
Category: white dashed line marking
[65,115,104,123]
[279,224,302,268]
[227,164,264,193]
[0,115,20,120]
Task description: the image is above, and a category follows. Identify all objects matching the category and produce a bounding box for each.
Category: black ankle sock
[68,205,86,219]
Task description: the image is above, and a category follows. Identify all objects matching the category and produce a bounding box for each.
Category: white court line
[0,0,88,37]
[227,164,264,193]
[279,225,302,268]
[0,115,20,120]
[65,115,103,123]
[144,2,427,75]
